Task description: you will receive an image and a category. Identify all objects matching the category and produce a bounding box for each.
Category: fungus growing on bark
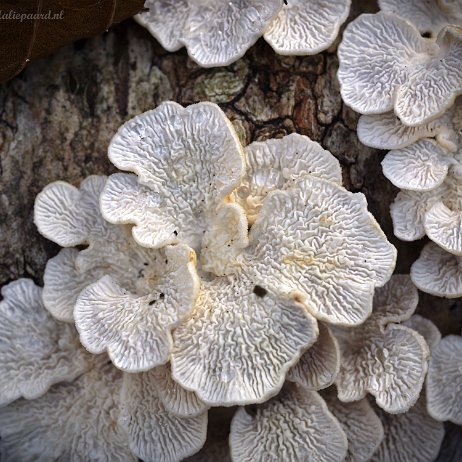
[370,396,445,462]
[235,133,342,224]
[338,12,462,126]
[0,356,136,462]
[229,383,348,462]
[334,275,429,413]
[411,242,462,298]
[403,314,442,351]
[379,0,462,38]
[136,0,282,67]
[263,0,351,55]
[0,279,89,407]
[323,388,384,462]
[426,334,462,424]
[35,176,200,372]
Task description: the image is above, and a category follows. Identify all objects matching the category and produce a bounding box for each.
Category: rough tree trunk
[0,4,461,344]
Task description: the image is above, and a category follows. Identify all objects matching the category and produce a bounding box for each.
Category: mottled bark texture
[0,1,461,336]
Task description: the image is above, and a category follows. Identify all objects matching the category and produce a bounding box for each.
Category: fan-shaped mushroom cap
[287,323,341,391]
[357,110,458,151]
[0,279,89,407]
[371,396,444,462]
[101,102,247,255]
[382,140,454,191]
[172,273,319,406]
[263,0,351,55]
[230,384,348,462]
[119,369,207,462]
[335,275,429,413]
[427,334,462,424]
[36,176,201,371]
[403,314,442,351]
[411,242,462,297]
[182,0,282,67]
[150,363,209,417]
[0,357,136,462]
[75,243,198,372]
[172,175,396,406]
[323,390,384,462]
[338,12,462,126]
[135,0,189,52]
[235,133,342,224]
[379,0,462,38]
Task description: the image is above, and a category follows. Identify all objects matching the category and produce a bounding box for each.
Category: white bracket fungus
[403,314,442,351]
[229,383,348,462]
[370,396,445,462]
[338,12,462,126]
[235,133,342,224]
[136,1,282,67]
[263,0,351,56]
[35,176,200,372]
[427,334,462,424]
[0,357,136,462]
[287,322,341,391]
[411,242,462,298]
[0,279,89,407]
[334,275,429,413]
[379,0,462,38]
[171,175,395,406]
[119,369,208,462]
[323,389,384,462]
[391,167,462,254]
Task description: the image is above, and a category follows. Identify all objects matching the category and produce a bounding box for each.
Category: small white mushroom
[323,389,384,462]
[335,275,429,413]
[101,102,247,255]
[0,356,136,461]
[0,279,89,406]
[370,396,445,462]
[403,314,442,351]
[338,12,462,126]
[411,242,462,298]
[229,383,348,462]
[150,363,209,417]
[119,369,208,462]
[357,97,460,151]
[235,133,342,224]
[172,176,396,406]
[381,140,454,191]
[379,0,462,38]
[182,0,282,67]
[135,0,189,52]
[287,323,341,391]
[426,334,462,424]
[263,0,351,55]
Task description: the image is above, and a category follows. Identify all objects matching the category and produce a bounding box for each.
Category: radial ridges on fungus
[0,97,406,460]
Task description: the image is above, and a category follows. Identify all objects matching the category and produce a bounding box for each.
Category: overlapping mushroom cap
[35,175,200,372]
[323,389,384,462]
[229,383,348,462]
[0,279,89,407]
[370,396,445,462]
[391,166,462,254]
[136,0,282,67]
[0,356,136,462]
[334,275,429,413]
[379,0,462,38]
[338,12,462,126]
[427,334,462,424]
[263,0,351,55]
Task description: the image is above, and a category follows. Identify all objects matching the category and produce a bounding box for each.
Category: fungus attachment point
[252,285,267,297]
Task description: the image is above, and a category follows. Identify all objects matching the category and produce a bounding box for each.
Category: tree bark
[0,1,461,339]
